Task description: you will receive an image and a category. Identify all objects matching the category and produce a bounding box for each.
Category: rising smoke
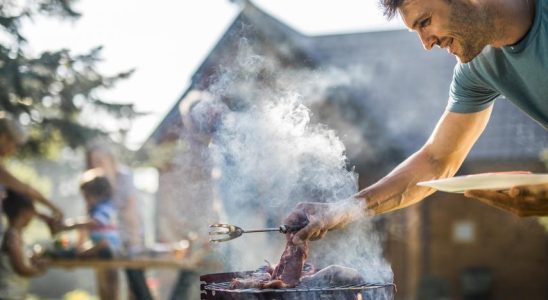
[186,38,394,284]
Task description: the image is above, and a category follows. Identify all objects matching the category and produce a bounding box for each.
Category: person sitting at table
[0,190,49,300]
[57,168,122,299]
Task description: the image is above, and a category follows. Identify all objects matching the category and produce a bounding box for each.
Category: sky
[21,0,405,149]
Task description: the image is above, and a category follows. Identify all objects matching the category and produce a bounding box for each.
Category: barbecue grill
[200,271,396,300]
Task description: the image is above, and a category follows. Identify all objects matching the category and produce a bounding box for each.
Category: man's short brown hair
[379,0,407,20]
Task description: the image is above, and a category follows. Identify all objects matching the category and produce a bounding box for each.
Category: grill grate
[200,271,396,300]
[204,281,395,293]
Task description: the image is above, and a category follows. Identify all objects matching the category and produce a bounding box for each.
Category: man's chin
[455,55,473,63]
[454,46,485,63]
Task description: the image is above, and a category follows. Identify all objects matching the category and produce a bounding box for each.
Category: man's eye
[420,17,431,28]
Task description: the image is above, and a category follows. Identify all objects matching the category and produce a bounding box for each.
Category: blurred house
[142,2,548,300]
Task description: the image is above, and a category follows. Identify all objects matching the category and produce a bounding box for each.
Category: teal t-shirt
[448,0,548,129]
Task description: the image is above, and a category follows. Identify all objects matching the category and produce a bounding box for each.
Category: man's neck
[487,0,536,47]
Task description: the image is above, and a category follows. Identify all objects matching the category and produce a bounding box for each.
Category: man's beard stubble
[448,0,497,63]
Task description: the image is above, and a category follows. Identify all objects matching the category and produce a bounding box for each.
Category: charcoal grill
[200,271,396,300]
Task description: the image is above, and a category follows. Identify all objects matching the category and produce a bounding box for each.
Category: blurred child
[57,168,121,299]
[0,190,48,300]
[60,168,122,256]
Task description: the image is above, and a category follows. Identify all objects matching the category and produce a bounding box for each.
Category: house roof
[142,2,547,162]
[141,1,310,148]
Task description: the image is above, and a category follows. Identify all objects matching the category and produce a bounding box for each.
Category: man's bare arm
[287,107,493,243]
[360,107,493,215]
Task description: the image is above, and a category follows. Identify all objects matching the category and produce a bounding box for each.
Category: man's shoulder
[448,48,500,112]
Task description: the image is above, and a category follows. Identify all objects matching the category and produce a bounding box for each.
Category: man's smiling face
[399,0,494,63]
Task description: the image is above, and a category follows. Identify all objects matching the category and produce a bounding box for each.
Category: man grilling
[285,0,548,243]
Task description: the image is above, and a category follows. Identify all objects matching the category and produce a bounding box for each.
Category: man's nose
[418,30,437,50]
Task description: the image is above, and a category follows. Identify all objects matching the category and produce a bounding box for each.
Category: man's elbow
[420,145,464,178]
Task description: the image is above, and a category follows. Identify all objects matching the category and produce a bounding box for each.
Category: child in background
[60,168,122,257]
[56,168,121,299]
[0,190,48,300]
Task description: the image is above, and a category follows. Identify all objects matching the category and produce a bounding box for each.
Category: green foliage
[5,159,53,196]
[0,0,142,157]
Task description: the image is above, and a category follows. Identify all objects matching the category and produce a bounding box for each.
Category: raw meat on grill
[228,216,364,289]
[229,232,308,289]
[228,272,271,289]
[299,265,365,287]
[228,211,311,289]
[259,279,290,289]
[270,232,309,287]
[229,263,365,290]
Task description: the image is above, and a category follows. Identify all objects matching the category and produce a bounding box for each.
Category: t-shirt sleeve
[91,203,115,226]
[447,62,500,113]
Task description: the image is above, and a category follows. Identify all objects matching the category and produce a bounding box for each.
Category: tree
[0,0,142,156]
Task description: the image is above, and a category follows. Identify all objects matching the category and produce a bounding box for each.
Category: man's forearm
[354,107,494,215]
[357,145,464,215]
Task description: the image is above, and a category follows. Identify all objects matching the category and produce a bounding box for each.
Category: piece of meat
[260,279,291,289]
[229,278,263,289]
[256,260,275,275]
[229,215,310,290]
[299,265,365,287]
[228,233,309,289]
[270,232,308,287]
[229,272,272,289]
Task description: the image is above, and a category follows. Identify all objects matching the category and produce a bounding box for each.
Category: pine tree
[0,0,142,156]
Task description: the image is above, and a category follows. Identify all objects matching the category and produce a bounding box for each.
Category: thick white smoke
[190,39,392,284]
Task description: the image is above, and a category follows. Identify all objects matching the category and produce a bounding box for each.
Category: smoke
[188,39,393,284]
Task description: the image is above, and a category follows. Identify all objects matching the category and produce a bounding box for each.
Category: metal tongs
[208,221,308,243]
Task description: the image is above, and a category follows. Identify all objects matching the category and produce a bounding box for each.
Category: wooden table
[49,256,203,299]
[50,257,197,270]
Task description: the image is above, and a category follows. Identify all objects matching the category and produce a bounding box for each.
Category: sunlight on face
[400,0,494,63]
[447,0,494,62]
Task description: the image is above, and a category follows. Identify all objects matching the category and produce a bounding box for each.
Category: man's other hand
[464,183,548,217]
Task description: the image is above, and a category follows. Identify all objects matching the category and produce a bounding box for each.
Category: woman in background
[0,113,63,234]
[58,169,122,299]
[85,142,152,300]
